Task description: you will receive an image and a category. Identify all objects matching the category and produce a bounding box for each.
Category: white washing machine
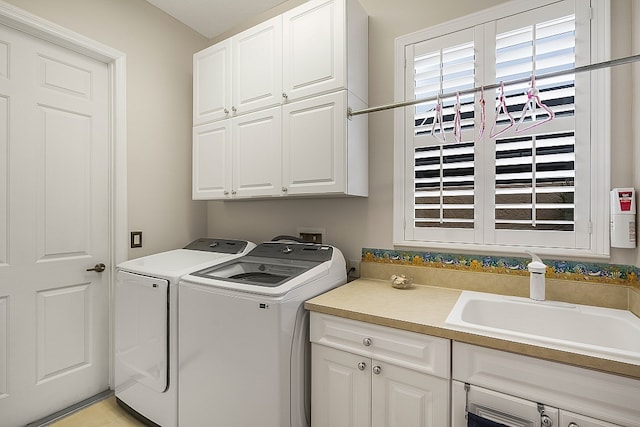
[178,241,346,427]
[114,238,255,427]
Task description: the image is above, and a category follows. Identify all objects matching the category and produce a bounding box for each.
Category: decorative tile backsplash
[362,248,640,288]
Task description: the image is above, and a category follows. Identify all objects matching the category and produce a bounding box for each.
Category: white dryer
[114,238,255,427]
[178,241,346,427]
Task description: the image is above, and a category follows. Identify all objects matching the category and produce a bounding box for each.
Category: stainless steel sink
[445,291,640,365]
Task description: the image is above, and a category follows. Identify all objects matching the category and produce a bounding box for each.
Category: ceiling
[145,0,288,39]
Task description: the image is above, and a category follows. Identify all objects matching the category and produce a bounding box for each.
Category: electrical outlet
[348,259,360,279]
[297,227,325,244]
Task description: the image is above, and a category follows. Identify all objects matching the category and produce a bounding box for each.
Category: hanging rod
[348,53,640,117]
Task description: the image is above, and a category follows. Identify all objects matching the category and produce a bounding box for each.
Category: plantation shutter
[402,0,591,250]
[489,1,589,249]
[409,30,477,243]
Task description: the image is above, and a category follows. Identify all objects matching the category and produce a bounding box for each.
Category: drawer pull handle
[372,365,382,375]
[357,362,366,371]
[363,337,372,346]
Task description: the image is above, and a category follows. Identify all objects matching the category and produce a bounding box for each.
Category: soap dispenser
[526,251,546,301]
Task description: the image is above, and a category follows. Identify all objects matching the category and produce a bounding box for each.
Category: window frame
[393,0,612,258]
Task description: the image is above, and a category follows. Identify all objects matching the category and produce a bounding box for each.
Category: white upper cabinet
[194,17,282,126]
[192,120,232,200]
[193,39,231,125]
[193,107,282,200]
[232,106,282,198]
[192,0,368,199]
[282,0,368,104]
[282,0,344,101]
[283,91,367,197]
[232,17,283,116]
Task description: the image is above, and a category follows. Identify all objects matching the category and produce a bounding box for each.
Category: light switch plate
[130,231,142,248]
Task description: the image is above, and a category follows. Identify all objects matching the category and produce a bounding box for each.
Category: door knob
[86,263,106,273]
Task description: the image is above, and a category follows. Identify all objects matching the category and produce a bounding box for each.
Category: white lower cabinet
[452,342,637,427]
[311,344,371,427]
[310,313,450,427]
[370,358,449,427]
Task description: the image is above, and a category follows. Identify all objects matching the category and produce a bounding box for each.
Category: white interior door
[0,22,110,426]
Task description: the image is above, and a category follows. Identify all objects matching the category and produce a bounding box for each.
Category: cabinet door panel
[312,344,371,427]
[233,16,282,115]
[283,91,346,195]
[193,40,231,125]
[282,0,345,100]
[233,107,282,197]
[193,121,231,199]
[372,362,449,427]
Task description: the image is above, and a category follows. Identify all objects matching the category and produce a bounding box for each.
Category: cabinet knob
[282,92,288,100]
[223,190,229,195]
[232,106,237,113]
[363,337,372,346]
[282,187,288,193]
[231,190,237,195]
[540,414,553,427]
[372,365,382,375]
[224,108,229,115]
[568,424,579,427]
[357,362,366,371]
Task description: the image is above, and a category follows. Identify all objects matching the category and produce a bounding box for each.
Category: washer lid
[191,257,320,288]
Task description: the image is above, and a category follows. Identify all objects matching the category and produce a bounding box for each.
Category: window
[394,0,610,257]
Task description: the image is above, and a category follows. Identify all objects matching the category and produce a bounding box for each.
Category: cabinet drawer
[310,312,450,378]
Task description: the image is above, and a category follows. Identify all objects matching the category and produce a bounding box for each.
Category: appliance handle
[271,235,306,243]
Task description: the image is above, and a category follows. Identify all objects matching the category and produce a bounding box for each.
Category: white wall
[3,0,210,258]
[609,0,636,266]
[206,0,640,267]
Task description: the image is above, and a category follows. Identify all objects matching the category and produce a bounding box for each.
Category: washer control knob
[357,362,366,371]
[363,337,372,346]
